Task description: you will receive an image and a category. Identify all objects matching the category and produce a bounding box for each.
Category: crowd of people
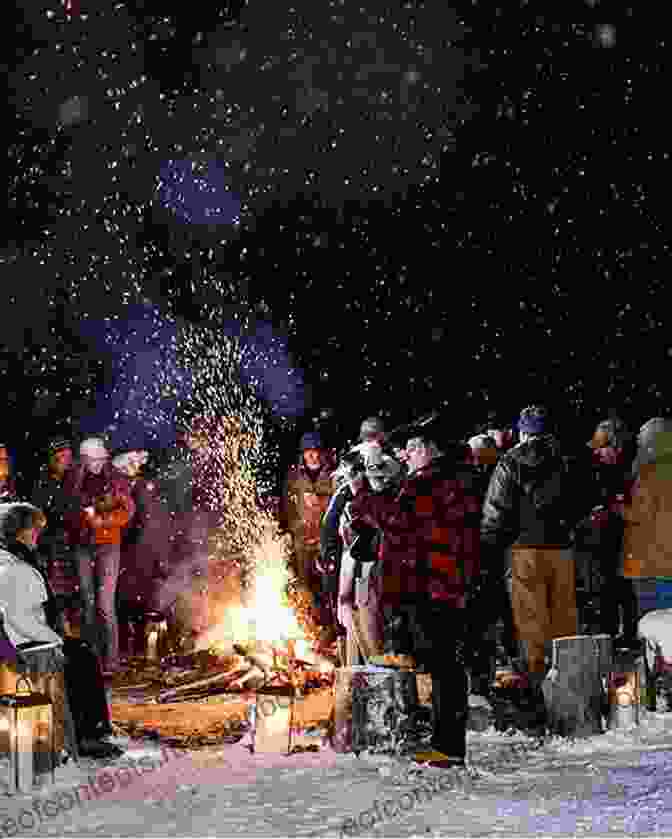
[1,405,671,769]
[0,424,215,762]
[280,407,672,767]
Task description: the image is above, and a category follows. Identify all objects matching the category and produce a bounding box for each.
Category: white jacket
[0,547,62,648]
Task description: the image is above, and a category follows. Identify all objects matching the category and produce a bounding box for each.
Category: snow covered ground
[5,711,672,836]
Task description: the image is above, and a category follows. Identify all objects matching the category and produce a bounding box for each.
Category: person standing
[31,438,75,581]
[583,417,638,642]
[63,437,135,676]
[349,430,481,768]
[622,417,672,626]
[481,406,592,709]
[279,432,336,638]
[337,449,401,666]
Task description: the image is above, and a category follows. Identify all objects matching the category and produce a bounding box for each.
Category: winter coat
[117,476,171,610]
[481,433,593,552]
[0,542,63,648]
[456,463,495,511]
[622,420,672,579]
[349,460,481,609]
[31,469,75,567]
[279,460,335,549]
[320,483,353,572]
[62,462,135,547]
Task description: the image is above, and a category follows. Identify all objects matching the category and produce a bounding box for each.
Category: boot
[522,671,548,734]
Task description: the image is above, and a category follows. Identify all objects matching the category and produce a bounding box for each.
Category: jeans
[75,544,120,673]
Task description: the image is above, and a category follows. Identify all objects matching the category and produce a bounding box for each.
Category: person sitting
[0,502,124,760]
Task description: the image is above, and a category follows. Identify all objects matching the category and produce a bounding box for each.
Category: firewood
[157,668,248,703]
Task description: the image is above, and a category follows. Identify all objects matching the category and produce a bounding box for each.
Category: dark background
[3,2,666,494]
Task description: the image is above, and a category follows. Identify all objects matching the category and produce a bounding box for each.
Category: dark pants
[384,599,468,760]
[75,544,121,672]
[467,570,517,690]
[62,638,112,742]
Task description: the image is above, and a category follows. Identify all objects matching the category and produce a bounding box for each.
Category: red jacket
[349,461,481,609]
[63,462,136,546]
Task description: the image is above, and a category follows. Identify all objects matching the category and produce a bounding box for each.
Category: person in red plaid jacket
[348,431,481,768]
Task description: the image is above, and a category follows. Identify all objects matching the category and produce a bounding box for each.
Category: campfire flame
[197,525,305,654]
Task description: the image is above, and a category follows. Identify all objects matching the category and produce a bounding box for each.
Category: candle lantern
[0,676,55,794]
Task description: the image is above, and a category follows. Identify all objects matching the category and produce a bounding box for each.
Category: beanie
[299,432,323,451]
[359,417,385,441]
[79,437,109,458]
[594,417,631,450]
[47,438,72,457]
[468,433,497,450]
[517,405,549,435]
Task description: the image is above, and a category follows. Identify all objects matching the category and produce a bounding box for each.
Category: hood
[636,418,672,466]
[507,433,563,468]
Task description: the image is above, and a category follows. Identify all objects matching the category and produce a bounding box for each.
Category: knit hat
[468,433,497,451]
[359,417,385,441]
[299,431,323,451]
[517,405,549,435]
[589,417,631,450]
[47,438,72,457]
[79,437,109,458]
[112,449,149,475]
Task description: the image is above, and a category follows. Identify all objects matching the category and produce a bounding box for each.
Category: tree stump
[542,634,612,738]
[333,665,418,755]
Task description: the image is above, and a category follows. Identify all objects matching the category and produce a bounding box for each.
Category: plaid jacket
[349,461,481,609]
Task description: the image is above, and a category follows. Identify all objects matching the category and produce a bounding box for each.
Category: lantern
[0,676,55,794]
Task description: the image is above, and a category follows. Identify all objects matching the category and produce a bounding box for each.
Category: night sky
[3,2,668,491]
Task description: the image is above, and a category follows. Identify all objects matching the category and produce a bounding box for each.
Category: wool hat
[299,432,323,451]
[517,405,549,435]
[47,438,72,457]
[468,433,497,450]
[112,449,149,475]
[588,417,631,450]
[359,417,385,441]
[79,437,109,458]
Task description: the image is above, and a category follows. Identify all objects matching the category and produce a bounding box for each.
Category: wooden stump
[542,634,612,738]
[333,665,419,755]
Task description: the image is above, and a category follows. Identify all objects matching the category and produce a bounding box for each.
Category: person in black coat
[481,406,595,689]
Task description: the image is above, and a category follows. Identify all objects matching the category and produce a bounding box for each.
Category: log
[333,665,419,755]
[157,668,247,703]
[542,634,612,738]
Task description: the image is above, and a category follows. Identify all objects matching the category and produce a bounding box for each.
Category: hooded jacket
[622,418,672,578]
[481,433,593,551]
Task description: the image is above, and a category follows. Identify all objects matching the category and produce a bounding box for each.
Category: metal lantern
[0,676,55,794]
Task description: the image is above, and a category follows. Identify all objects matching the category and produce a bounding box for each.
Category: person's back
[481,406,584,695]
